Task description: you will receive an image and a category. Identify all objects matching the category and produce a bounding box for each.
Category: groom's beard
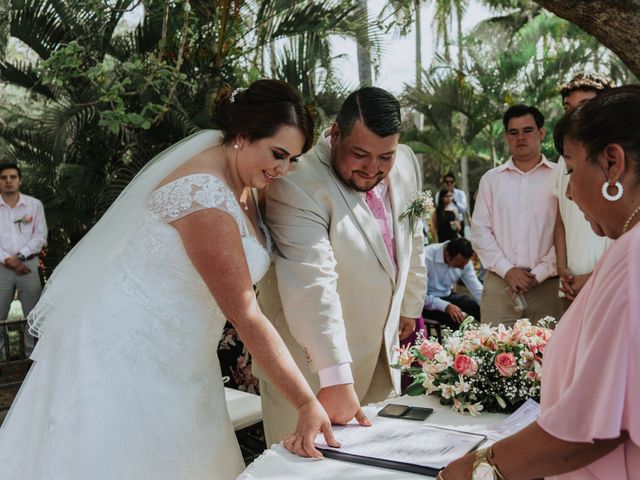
[330,157,386,193]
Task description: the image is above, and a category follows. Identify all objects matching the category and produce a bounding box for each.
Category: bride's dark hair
[213,79,314,152]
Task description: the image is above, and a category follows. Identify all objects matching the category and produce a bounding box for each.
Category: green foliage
[399,3,638,192]
[0,0,364,270]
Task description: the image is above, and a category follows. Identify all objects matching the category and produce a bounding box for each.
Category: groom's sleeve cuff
[318,362,354,388]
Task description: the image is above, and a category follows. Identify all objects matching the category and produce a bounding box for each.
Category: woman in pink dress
[440,86,640,479]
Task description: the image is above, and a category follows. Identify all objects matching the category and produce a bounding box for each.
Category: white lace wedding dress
[0,173,271,479]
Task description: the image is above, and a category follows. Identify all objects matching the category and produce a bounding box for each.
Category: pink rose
[419,341,442,360]
[453,354,478,376]
[23,215,33,223]
[495,352,518,377]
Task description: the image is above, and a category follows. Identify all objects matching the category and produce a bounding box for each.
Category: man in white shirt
[554,73,613,308]
[256,87,426,444]
[472,105,564,326]
[0,163,48,357]
[422,238,482,329]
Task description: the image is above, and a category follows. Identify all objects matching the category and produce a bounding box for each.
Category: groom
[256,86,427,444]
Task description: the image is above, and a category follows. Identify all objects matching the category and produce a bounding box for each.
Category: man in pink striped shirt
[471,104,564,326]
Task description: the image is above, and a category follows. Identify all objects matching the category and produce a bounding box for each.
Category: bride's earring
[239,187,250,211]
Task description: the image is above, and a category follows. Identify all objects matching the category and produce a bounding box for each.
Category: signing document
[314,406,486,476]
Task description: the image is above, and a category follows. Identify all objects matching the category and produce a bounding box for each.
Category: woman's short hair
[554,85,640,178]
[335,86,401,138]
[213,79,314,152]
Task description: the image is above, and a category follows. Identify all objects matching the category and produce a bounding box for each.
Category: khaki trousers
[0,258,42,357]
[480,271,565,327]
[260,347,396,447]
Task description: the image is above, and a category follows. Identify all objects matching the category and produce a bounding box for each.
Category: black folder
[316,448,443,477]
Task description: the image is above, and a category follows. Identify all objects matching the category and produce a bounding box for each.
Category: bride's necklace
[622,203,640,233]
[223,145,250,211]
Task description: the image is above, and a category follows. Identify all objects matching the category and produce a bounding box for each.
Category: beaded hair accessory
[559,72,613,97]
[229,87,246,103]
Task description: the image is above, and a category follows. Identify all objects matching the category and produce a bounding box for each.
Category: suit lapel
[314,139,397,282]
[388,167,408,279]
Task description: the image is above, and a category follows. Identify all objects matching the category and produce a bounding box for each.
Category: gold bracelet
[487,445,507,480]
[436,471,445,480]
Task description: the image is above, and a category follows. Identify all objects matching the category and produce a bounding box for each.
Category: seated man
[422,237,482,329]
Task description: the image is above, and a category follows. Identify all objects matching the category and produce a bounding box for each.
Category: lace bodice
[146,173,272,283]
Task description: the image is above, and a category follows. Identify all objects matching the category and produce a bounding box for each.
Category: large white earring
[233,144,239,150]
[601,181,623,201]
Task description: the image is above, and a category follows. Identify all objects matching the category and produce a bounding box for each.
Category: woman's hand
[283,398,340,459]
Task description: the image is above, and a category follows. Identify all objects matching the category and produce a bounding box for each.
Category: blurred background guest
[435,172,468,231]
[431,188,462,242]
[472,104,563,327]
[422,237,482,330]
[554,73,614,310]
[0,163,47,359]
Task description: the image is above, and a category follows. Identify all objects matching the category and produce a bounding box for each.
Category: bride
[0,79,338,479]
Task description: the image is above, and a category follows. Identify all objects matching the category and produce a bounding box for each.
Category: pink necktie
[365,188,396,268]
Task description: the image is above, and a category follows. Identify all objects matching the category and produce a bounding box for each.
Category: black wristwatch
[16,254,26,262]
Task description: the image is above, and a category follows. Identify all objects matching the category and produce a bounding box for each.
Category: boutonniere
[14,215,33,232]
[398,191,434,234]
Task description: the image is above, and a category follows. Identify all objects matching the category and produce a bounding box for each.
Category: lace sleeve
[147,174,246,235]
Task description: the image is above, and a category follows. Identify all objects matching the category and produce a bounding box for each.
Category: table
[224,387,263,431]
[238,395,507,480]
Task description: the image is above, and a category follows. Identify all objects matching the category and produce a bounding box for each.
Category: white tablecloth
[238,395,507,480]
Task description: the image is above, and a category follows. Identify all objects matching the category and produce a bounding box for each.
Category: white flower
[444,337,463,355]
[441,384,457,399]
[454,375,471,395]
[477,324,493,337]
[466,402,484,417]
[434,349,452,366]
[422,374,439,395]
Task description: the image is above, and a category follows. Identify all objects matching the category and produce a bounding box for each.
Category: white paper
[314,416,485,469]
[482,399,540,441]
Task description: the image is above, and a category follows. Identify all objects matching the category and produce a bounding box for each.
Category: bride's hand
[282,399,340,459]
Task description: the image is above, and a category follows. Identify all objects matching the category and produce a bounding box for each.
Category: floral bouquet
[392,317,556,415]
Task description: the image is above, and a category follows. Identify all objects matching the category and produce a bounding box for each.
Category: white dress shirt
[0,193,48,263]
[554,157,612,275]
[423,242,483,312]
[471,156,557,283]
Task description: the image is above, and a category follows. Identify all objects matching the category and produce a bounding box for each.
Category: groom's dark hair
[335,87,401,138]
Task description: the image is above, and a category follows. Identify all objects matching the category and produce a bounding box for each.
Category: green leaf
[403,381,426,397]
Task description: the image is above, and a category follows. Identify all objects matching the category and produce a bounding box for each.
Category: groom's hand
[317,384,371,427]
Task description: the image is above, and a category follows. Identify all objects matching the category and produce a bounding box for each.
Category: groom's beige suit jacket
[255,135,427,443]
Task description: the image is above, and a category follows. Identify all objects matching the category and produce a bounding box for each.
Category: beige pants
[260,348,396,446]
[480,271,565,327]
[0,258,42,357]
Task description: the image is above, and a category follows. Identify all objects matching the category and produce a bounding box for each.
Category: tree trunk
[415,0,422,90]
[456,3,470,214]
[535,0,640,78]
[355,0,372,87]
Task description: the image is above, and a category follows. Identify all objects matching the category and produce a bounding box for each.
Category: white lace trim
[146,173,248,236]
